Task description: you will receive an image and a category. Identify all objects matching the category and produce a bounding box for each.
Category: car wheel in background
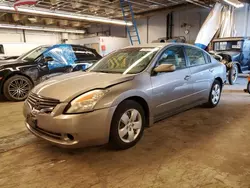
[109,100,145,150]
[66,67,73,73]
[205,80,222,108]
[3,75,33,101]
[228,64,238,85]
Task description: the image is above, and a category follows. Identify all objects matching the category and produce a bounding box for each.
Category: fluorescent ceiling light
[0,24,86,34]
[0,3,132,26]
[223,0,244,8]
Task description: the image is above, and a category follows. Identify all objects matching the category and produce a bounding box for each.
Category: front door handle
[184,75,191,81]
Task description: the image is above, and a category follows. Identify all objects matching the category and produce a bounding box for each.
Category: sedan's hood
[32,71,135,102]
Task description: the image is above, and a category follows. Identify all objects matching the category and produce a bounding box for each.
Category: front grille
[27,92,60,111]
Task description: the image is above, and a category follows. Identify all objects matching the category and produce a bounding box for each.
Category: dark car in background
[0,44,102,101]
[210,37,250,84]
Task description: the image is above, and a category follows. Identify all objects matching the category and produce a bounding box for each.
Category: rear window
[185,47,206,66]
[205,53,211,63]
[72,46,98,61]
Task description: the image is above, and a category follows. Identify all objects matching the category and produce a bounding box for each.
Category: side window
[158,46,186,69]
[0,45,4,54]
[205,53,211,63]
[185,47,206,66]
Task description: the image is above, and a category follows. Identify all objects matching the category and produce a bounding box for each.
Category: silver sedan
[23,43,226,150]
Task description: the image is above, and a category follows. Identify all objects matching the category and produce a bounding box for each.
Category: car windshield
[20,46,48,62]
[89,47,159,74]
[213,41,243,51]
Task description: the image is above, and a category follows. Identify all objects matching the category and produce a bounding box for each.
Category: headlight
[65,90,107,114]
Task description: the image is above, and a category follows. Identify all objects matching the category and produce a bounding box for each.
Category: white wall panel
[0,29,23,42]
[173,9,208,43]
[137,18,147,44]
[136,8,208,44]
[148,13,166,43]
[25,30,61,44]
[0,28,85,44]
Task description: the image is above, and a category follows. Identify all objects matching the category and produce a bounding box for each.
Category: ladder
[120,0,141,45]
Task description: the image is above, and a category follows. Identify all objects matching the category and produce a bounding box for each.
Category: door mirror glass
[44,56,54,62]
[154,64,176,73]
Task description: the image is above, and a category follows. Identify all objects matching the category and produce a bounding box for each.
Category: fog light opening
[67,134,74,141]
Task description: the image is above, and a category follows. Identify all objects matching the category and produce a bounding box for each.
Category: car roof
[123,43,204,50]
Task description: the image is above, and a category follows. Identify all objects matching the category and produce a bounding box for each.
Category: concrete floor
[0,77,250,188]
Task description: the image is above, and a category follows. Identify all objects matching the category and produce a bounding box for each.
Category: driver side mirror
[44,56,54,62]
[154,64,176,73]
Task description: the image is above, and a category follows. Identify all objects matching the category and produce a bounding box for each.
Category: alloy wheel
[8,78,31,100]
[231,66,238,83]
[118,109,142,143]
[211,84,221,105]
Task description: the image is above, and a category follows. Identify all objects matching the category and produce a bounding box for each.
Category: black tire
[247,82,250,94]
[3,75,33,102]
[228,64,238,85]
[109,100,145,150]
[205,80,222,108]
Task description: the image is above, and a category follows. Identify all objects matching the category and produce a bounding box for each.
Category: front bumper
[23,101,116,148]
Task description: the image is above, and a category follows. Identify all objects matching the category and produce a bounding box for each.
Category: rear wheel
[3,75,33,101]
[109,100,145,150]
[228,64,238,85]
[205,80,222,108]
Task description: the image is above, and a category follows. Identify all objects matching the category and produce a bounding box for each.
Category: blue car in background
[0,44,102,101]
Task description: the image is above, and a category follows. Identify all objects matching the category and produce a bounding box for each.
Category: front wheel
[109,100,145,150]
[3,75,33,101]
[228,64,238,85]
[205,80,222,108]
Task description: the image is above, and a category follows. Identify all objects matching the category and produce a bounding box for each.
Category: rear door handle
[184,75,191,81]
[209,69,214,73]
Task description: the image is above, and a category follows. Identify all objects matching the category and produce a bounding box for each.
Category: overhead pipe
[166,12,173,40]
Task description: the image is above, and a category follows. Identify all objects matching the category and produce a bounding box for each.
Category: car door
[151,46,194,119]
[185,46,214,102]
[35,55,50,78]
